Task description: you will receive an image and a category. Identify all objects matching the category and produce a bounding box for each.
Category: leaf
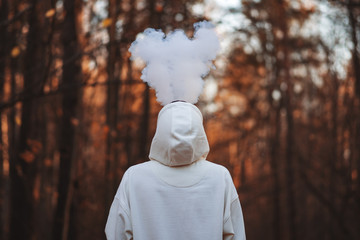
[45,9,56,18]
[26,139,43,154]
[20,150,35,163]
[101,18,112,28]
[103,125,110,134]
[71,118,79,126]
[155,3,163,12]
[11,46,21,58]
[15,116,21,125]
[44,158,52,167]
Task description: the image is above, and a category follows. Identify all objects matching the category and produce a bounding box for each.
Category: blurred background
[0,0,360,239]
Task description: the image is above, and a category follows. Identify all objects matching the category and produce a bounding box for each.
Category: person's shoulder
[203,160,234,182]
[126,161,151,171]
[204,160,231,174]
[123,161,152,179]
[204,161,238,198]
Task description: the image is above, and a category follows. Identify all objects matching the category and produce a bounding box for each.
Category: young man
[105,101,246,240]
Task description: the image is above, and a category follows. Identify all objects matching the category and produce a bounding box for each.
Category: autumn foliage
[0,0,360,240]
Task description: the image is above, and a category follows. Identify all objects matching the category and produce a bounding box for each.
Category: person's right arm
[223,169,246,240]
[223,197,246,240]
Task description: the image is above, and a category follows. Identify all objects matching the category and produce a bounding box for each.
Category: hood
[149,102,210,167]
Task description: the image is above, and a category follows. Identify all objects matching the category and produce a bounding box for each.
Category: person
[105,101,246,240]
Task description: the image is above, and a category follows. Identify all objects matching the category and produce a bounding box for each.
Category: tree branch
[0,5,33,28]
[299,168,354,239]
[0,78,143,111]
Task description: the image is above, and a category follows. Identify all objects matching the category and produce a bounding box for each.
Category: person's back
[105,102,246,240]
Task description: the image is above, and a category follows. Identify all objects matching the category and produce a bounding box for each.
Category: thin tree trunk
[346,1,360,231]
[105,0,121,212]
[137,0,162,161]
[139,85,150,160]
[124,57,134,170]
[9,0,45,238]
[265,8,283,239]
[330,71,339,240]
[35,2,57,238]
[283,40,297,240]
[347,1,360,98]
[270,104,281,240]
[7,17,18,240]
[0,0,8,237]
[0,110,3,240]
[278,1,297,238]
[135,0,151,161]
[53,0,81,239]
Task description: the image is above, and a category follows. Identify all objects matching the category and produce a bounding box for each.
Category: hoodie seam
[223,196,239,224]
[149,160,210,188]
[115,196,131,218]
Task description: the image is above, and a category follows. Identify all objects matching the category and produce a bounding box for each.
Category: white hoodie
[105,102,246,240]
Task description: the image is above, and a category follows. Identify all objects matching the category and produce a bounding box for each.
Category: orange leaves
[15,116,21,126]
[44,158,52,167]
[19,139,43,163]
[155,3,163,12]
[71,117,80,126]
[27,139,42,154]
[45,8,56,18]
[103,125,110,134]
[11,46,21,58]
[101,18,112,28]
[19,150,35,163]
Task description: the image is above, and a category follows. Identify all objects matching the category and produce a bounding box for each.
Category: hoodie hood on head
[149,102,209,167]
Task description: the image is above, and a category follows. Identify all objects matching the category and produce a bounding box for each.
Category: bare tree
[53,0,82,239]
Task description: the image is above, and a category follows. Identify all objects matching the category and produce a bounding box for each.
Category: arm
[223,169,246,240]
[223,197,246,240]
[105,197,133,240]
[105,171,133,240]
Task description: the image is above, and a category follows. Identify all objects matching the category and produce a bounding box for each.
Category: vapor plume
[129,21,220,105]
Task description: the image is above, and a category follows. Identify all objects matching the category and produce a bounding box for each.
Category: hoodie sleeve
[223,170,246,240]
[223,197,246,240]
[105,172,133,240]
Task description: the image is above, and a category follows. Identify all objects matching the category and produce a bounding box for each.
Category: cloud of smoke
[129,21,220,105]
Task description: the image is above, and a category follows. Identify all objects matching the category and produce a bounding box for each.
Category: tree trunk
[53,0,82,239]
[277,1,297,238]
[330,71,339,239]
[7,14,18,240]
[346,2,360,232]
[137,0,163,162]
[105,0,121,222]
[0,0,8,237]
[267,31,282,240]
[270,104,282,240]
[346,1,360,98]
[139,85,150,160]
[9,0,46,238]
[283,33,297,240]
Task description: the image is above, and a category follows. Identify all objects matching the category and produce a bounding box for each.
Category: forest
[0,0,359,239]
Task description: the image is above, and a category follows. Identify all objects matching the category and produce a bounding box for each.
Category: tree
[53,0,82,239]
[9,0,49,238]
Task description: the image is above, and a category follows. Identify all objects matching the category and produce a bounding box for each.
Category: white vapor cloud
[129,21,220,105]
